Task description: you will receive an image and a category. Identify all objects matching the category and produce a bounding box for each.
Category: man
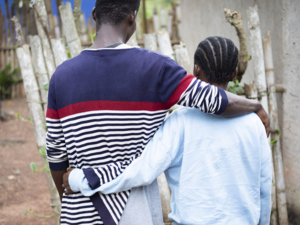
[66,37,272,225]
[46,0,269,223]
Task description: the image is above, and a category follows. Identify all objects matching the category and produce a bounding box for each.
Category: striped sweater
[46,44,228,225]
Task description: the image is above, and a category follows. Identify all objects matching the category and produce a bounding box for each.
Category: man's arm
[46,76,69,202]
[259,130,272,225]
[66,110,184,196]
[158,57,270,136]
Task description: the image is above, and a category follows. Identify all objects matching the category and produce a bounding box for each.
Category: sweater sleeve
[46,75,69,171]
[69,109,184,196]
[159,56,228,115]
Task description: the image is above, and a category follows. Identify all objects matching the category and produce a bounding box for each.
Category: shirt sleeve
[159,57,228,115]
[69,109,185,196]
[46,75,69,171]
[259,132,272,225]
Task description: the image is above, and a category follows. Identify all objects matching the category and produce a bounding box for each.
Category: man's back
[164,108,272,225]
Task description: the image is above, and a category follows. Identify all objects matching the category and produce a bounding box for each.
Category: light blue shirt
[70,108,272,225]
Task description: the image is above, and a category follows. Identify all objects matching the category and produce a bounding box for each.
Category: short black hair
[95,0,141,26]
[194,36,239,83]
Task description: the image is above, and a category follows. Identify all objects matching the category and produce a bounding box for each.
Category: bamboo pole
[144,33,158,52]
[157,31,174,60]
[30,35,49,114]
[167,10,173,37]
[5,0,11,43]
[153,8,159,32]
[74,0,82,37]
[31,0,56,77]
[263,31,289,225]
[59,2,82,58]
[247,5,269,113]
[51,38,68,67]
[173,42,191,74]
[224,8,251,82]
[16,45,61,225]
[160,8,166,31]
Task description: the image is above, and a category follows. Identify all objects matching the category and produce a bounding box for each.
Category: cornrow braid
[194,36,239,83]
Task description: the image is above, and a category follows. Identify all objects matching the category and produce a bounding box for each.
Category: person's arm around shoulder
[158,57,270,136]
[258,123,272,225]
[67,109,186,196]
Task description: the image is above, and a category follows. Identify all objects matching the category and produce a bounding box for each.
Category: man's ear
[129,11,138,25]
[92,7,96,22]
[194,64,201,78]
[232,68,238,81]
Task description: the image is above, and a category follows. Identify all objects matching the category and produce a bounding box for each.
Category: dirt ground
[0,98,54,225]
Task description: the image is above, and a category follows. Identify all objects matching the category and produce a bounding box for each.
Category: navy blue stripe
[90,193,116,225]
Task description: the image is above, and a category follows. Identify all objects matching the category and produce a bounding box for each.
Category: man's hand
[254,103,270,137]
[62,168,75,195]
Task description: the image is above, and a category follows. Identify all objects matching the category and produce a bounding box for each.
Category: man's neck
[90,24,127,49]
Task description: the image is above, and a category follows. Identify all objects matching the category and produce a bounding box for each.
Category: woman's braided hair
[194,36,239,83]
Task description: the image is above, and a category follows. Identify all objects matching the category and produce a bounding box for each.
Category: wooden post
[224,8,251,82]
[142,0,148,34]
[153,8,160,32]
[53,15,61,39]
[16,45,61,225]
[157,31,174,60]
[144,33,158,52]
[51,38,68,67]
[74,0,82,36]
[175,0,182,39]
[79,13,89,43]
[45,0,54,38]
[32,0,56,77]
[5,0,11,43]
[263,31,289,225]
[59,2,82,58]
[160,8,166,31]
[247,5,269,113]
[30,36,49,114]
[167,9,173,37]
[173,42,192,74]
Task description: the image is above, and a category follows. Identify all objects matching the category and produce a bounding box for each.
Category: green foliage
[90,33,96,44]
[271,129,281,146]
[228,79,243,94]
[38,147,47,157]
[30,162,37,171]
[0,63,21,99]
[17,112,31,123]
[65,46,71,59]
[44,83,49,91]
[24,209,53,218]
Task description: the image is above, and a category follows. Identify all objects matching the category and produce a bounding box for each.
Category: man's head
[92,0,141,42]
[194,37,239,90]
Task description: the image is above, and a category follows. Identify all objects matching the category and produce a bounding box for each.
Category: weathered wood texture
[51,38,68,67]
[263,31,289,225]
[59,2,82,58]
[247,5,269,113]
[34,0,56,77]
[30,36,49,114]
[144,33,158,52]
[173,42,191,74]
[16,45,61,225]
[224,8,250,82]
[157,31,175,60]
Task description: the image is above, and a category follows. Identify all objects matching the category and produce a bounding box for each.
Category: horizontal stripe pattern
[46,77,227,224]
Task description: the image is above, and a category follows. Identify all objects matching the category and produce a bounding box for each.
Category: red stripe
[46,108,60,120]
[47,75,195,119]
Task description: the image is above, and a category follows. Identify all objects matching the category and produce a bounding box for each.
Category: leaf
[30,162,37,171]
[24,211,28,216]
[44,83,49,91]
[38,147,47,156]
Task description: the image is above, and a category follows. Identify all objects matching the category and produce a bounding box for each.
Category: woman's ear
[231,68,238,81]
[92,7,96,22]
[194,64,201,78]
